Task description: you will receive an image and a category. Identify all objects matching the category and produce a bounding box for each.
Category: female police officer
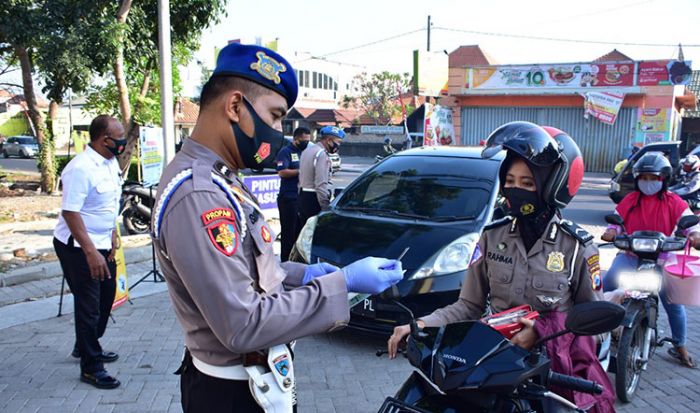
[387,122,615,412]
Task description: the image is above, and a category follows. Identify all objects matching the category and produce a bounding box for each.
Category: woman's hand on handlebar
[601,229,616,242]
[387,320,425,359]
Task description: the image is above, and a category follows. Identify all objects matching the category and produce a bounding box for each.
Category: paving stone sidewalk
[2,284,700,412]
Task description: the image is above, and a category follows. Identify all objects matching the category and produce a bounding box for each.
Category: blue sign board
[242,175,281,211]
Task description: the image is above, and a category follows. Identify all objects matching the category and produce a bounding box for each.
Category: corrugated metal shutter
[461,107,637,172]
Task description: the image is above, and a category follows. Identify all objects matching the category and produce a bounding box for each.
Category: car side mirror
[678,215,699,231]
[605,214,624,226]
[333,187,345,198]
[565,301,625,336]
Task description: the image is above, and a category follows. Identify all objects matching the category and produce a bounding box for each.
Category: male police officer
[276,127,310,261]
[298,126,344,226]
[151,43,403,412]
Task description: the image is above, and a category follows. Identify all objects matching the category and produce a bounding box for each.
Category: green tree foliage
[342,71,412,126]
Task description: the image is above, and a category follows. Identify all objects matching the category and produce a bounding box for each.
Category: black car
[608,142,700,203]
[290,146,503,334]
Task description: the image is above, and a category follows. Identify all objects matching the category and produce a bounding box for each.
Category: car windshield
[336,155,497,220]
[18,137,37,145]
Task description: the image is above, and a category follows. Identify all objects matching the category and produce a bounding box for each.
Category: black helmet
[384,137,392,144]
[482,121,584,209]
[633,152,672,180]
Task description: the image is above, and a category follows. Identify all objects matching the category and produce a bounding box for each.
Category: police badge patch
[273,354,290,376]
[546,251,565,272]
[207,220,239,256]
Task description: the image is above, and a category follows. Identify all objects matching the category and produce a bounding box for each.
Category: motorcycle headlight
[411,232,480,280]
[294,216,318,263]
[631,238,659,252]
[618,271,661,293]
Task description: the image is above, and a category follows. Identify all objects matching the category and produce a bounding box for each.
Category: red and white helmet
[482,121,584,209]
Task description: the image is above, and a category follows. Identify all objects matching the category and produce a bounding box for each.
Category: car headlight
[410,232,480,280]
[294,216,318,263]
[631,238,659,252]
[618,271,661,293]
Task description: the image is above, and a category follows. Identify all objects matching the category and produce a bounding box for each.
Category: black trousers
[178,350,263,413]
[298,191,322,229]
[277,196,301,262]
[53,237,116,374]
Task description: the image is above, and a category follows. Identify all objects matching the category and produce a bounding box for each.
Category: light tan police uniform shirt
[152,139,349,366]
[421,215,603,327]
[298,142,332,209]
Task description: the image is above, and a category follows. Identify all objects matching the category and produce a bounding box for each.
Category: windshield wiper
[339,206,430,220]
[431,215,477,222]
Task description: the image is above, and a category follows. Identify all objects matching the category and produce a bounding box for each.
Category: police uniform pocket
[487,263,515,284]
[531,274,568,294]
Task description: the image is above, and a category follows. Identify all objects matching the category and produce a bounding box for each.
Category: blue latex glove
[342,257,404,294]
[302,262,341,285]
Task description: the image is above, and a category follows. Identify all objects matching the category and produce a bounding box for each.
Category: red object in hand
[481,305,540,339]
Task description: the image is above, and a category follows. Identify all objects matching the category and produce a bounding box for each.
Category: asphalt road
[0,156,39,174]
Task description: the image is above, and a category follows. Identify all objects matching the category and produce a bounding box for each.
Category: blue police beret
[319,126,346,139]
[212,43,298,108]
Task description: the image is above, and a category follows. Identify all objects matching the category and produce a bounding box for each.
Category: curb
[0,245,153,287]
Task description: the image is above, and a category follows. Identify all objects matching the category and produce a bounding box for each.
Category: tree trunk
[118,57,153,174]
[114,0,134,172]
[15,44,55,194]
[114,0,133,132]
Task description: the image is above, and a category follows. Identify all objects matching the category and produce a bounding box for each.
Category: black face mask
[231,98,287,169]
[327,141,340,154]
[106,137,127,157]
[295,140,309,151]
[502,187,546,218]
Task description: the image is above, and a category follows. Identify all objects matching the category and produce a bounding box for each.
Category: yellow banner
[112,224,129,309]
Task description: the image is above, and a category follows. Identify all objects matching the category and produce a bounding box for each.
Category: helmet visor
[481,122,561,166]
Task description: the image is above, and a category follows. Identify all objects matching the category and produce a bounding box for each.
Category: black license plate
[352,298,376,318]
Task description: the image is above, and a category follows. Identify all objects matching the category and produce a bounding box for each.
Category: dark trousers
[53,237,116,374]
[277,196,301,262]
[178,350,263,413]
[298,191,322,229]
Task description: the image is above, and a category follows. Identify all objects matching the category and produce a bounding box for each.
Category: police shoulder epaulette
[484,216,514,231]
[559,219,594,246]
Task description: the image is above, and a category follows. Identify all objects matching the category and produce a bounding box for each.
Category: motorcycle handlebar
[548,372,603,395]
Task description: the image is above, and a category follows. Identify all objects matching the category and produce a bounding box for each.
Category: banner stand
[130,185,164,291]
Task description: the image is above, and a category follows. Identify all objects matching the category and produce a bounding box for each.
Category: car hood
[311,211,481,270]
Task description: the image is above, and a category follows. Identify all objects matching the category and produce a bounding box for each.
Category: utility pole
[158,0,176,164]
[427,15,431,52]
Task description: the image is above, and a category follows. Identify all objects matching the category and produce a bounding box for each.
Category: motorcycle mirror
[678,215,699,231]
[565,301,625,336]
[604,214,624,227]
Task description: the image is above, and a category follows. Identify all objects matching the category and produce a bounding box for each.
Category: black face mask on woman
[502,187,546,218]
[230,97,288,169]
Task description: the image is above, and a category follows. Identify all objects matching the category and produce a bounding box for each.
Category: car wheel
[20,150,29,159]
[2,150,7,158]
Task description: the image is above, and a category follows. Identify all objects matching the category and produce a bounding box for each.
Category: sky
[192,0,700,75]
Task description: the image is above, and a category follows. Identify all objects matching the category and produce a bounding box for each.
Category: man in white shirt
[53,115,126,389]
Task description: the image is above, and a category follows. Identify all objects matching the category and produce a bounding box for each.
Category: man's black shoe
[71,349,119,363]
[80,370,121,389]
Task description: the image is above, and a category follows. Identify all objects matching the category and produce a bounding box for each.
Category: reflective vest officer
[297,126,344,227]
[151,43,403,413]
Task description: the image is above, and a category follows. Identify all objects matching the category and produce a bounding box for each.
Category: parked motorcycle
[120,181,156,235]
[376,300,624,413]
[604,213,699,402]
